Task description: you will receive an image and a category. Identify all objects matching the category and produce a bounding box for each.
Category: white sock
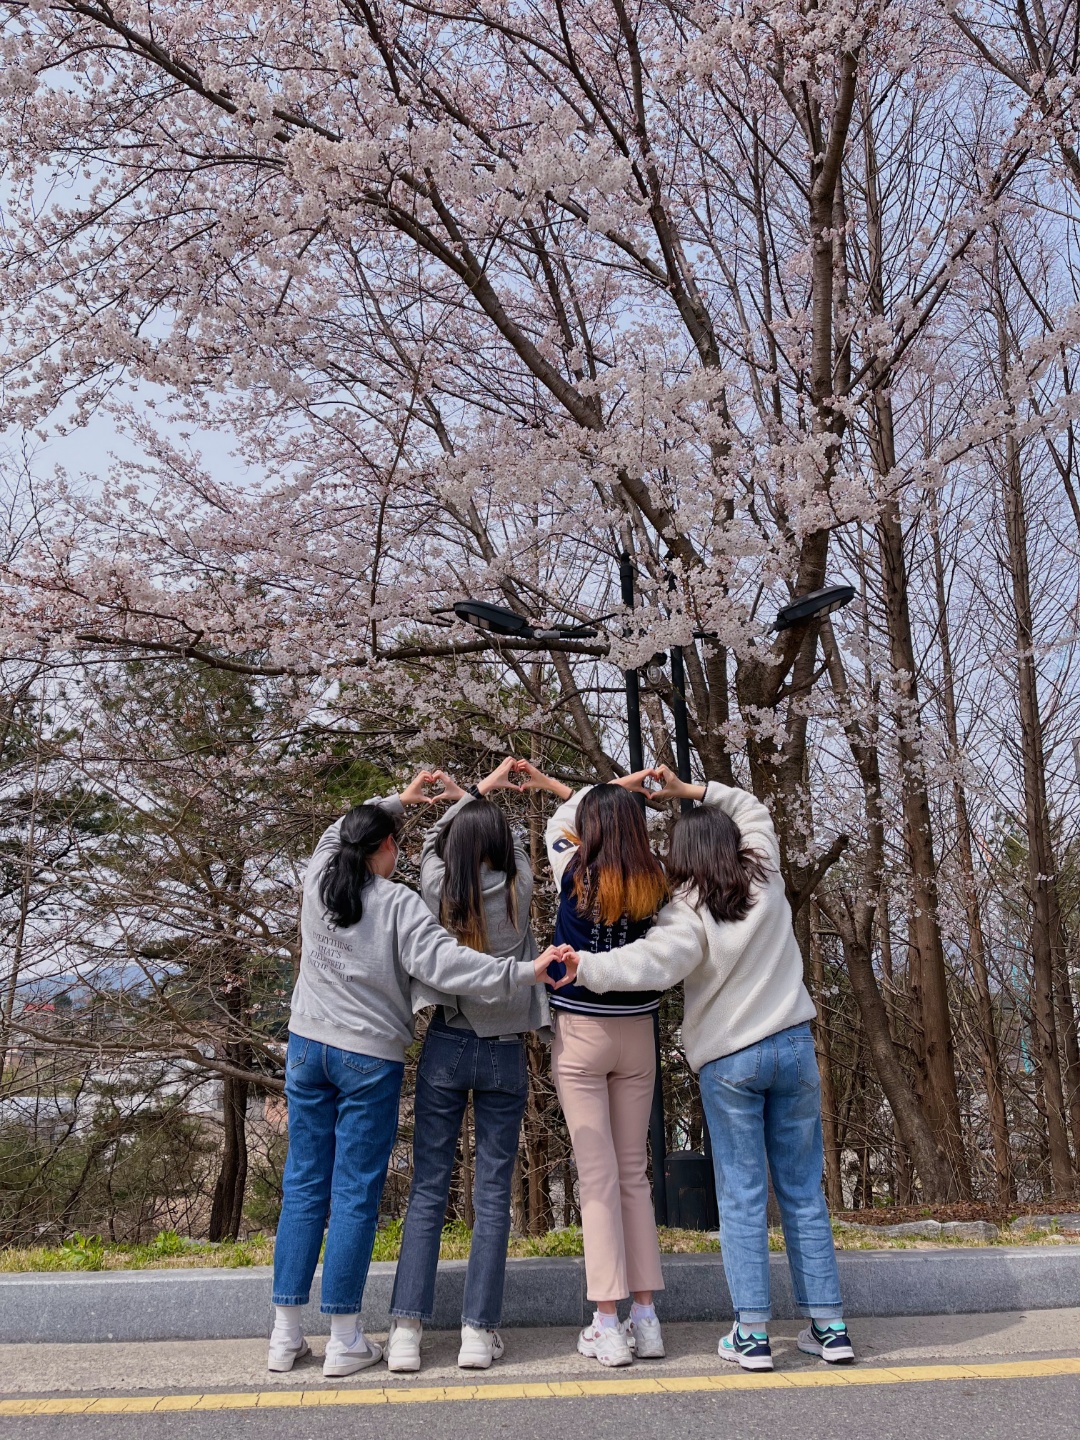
[330,1312,360,1341]
[272,1305,303,1340]
[631,1302,656,1322]
[395,1316,421,1331]
[595,1309,619,1329]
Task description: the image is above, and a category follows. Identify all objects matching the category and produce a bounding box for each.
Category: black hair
[667,804,770,923]
[318,803,402,928]
[434,799,518,951]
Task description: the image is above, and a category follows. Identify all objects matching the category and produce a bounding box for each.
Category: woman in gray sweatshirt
[269,773,565,1381]
[387,758,550,1374]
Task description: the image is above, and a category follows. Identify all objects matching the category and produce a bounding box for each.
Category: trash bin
[664,1150,718,1231]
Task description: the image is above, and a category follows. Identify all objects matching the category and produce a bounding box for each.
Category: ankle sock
[594,1309,619,1329]
[395,1316,422,1332]
[329,1312,360,1342]
[631,1302,656,1322]
[737,1322,768,1340]
[272,1305,302,1341]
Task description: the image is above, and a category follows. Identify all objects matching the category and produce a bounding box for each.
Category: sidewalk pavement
[3,1308,1079,1396]
[3,1312,1080,1440]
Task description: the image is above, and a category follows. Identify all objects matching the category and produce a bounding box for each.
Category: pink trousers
[551,1011,665,1302]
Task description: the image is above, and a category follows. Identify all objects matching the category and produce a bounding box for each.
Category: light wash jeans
[699,1022,843,1325]
[390,1016,528,1329]
[272,1034,404,1313]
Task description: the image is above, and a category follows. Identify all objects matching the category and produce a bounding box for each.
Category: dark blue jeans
[390,1017,528,1328]
[699,1022,843,1325]
[272,1034,404,1314]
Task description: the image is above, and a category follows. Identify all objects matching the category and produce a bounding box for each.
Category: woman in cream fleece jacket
[569,767,855,1373]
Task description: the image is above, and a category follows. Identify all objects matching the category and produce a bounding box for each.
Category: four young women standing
[270,759,854,1378]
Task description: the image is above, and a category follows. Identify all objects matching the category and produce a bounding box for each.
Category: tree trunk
[823,902,955,1202]
[818,619,956,1201]
[863,105,968,1194]
[462,1099,475,1230]
[809,902,844,1209]
[524,1035,551,1235]
[209,1073,249,1242]
[929,505,1013,1201]
[993,254,1075,1196]
[1055,949,1080,1159]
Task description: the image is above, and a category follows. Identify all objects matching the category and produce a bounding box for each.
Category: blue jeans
[390,1017,528,1329]
[699,1022,843,1325]
[272,1034,404,1314]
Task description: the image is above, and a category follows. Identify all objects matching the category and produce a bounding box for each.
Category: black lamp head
[773,584,856,632]
[453,599,536,638]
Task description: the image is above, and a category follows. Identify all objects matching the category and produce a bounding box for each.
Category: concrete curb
[2,1247,1078,1344]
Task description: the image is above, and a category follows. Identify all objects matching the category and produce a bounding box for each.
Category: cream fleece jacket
[575,782,816,1072]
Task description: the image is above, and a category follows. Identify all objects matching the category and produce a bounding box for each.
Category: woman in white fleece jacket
[568,766,855,1373]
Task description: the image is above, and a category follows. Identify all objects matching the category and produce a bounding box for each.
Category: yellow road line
[3,1357,1079,1416]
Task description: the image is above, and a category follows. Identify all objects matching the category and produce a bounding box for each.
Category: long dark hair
[319,803,402,928]
[567,784,668,925]
[435,799,518,952]
[667,805,770,923]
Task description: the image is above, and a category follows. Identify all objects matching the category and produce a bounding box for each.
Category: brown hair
[435,799,519,952]
[567,784,668,925]
[666,804,770,923]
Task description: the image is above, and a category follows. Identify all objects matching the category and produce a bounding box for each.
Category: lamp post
[616,556,670,1223]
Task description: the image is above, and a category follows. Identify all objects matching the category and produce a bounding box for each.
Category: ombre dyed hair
[566,784,668,926]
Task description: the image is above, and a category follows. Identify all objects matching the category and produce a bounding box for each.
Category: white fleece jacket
[575,782,816,1072]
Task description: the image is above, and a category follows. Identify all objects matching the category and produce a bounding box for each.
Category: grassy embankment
[2,1214,1077,1272]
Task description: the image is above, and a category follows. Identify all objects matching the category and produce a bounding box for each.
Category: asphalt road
[2,1312,1079,1440]
[2,1379,1079,1440]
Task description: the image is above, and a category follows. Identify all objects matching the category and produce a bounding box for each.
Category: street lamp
[773,585,856,631]
[451,600,599,641]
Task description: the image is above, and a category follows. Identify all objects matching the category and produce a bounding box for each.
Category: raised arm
[700,783,780,868]
[574,897,708,993]
[418,784,469,912]
[544,787,589,886]
[650,765,779,868]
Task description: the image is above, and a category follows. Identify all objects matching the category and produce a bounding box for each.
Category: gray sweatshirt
[288,795,536,1063]
[412,794,550,1037]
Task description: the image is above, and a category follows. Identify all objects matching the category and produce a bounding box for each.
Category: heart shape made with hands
[492,758,529,793]
[538,943,579,989]
[419,771,458,803]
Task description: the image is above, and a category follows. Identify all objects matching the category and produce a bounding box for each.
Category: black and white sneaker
[798,1320,855,1363]
[718,1323,774,1371]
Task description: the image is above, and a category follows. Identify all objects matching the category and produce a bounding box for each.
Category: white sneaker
[458,1324,505,1369]
[718,1321,774,1371]
[577,1313,633,1367]
[626,1312,666,1359]
[322,1327,383,1377]
[386,1319,422,1373]
[267,1330,310,1372]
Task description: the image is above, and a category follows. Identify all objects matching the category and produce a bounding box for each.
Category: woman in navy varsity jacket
[516,762,669,1369]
